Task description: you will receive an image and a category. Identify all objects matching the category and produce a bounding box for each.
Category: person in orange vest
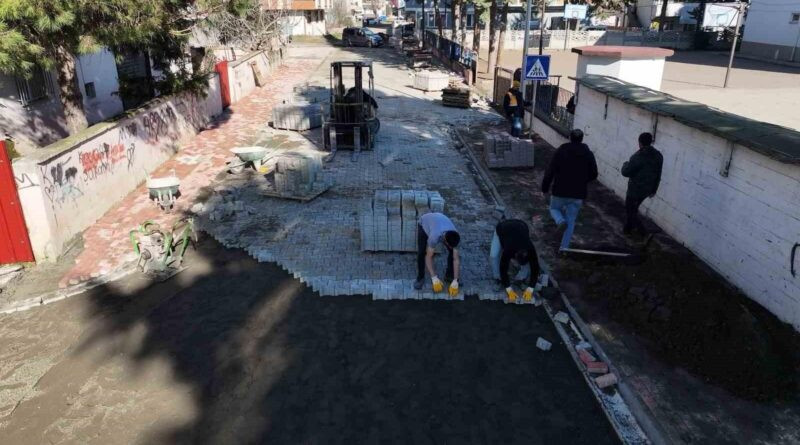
[503,81,530,137]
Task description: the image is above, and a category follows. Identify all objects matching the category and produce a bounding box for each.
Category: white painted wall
[576,56,666,91]
[573,85,800,329]
[228,51,275,104]
[284,11,327,36]
[0,71,70,152]
[75,49,125,125]
[13,74,223,262]
[743,0,800,46]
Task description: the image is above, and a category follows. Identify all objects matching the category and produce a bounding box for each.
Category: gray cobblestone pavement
[199,47,541,304]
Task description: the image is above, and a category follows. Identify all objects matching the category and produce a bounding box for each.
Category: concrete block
[554,311,570,324]
[536,337,552,351]
[595,373,618,389]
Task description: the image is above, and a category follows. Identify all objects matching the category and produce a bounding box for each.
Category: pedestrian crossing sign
[525,55,550,80]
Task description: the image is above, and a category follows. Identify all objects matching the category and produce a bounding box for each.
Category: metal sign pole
[723,2,744,88]
[520,0,533,134]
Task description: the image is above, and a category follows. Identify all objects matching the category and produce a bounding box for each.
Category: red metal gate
[215,60,232,108]
[0,141,35,264]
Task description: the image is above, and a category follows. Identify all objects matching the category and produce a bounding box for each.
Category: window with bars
[15,66,52,106]
[791,12,799,24]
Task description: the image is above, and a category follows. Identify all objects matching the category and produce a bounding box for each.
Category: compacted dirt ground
[460,121,800,444]
[0,237,620,444]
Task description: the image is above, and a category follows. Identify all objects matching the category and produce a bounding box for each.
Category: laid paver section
[199,50,541,304]
[59,58,322,288]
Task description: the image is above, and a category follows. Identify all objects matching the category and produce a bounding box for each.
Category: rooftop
[572,46,675,59]
[575,75,800,165]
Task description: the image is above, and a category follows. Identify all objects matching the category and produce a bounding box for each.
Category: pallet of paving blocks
[263,153,332,201]
[483,131,534,168]
[272,103,323,131]
[441,80,471,108]
[360,190,445,252]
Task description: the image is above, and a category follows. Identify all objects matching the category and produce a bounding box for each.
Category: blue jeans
[549,196,583,250]
[510,116,523,137]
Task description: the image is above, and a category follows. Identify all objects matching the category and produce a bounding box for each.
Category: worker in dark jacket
[621,132,663,236]
[502,81,530,137]
[541,129,598,250]
[490,219,542,302]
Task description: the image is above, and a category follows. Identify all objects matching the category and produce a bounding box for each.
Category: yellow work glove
[432,276,444,293]
[506,287,518,302]
[523,287,534,301]
[449,279,459,297]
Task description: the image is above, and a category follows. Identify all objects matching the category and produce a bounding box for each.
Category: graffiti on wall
[15,93,206,219]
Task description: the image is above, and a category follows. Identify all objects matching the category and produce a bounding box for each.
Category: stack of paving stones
[201,93,540,304]
[483,131,535,168]
[272,153,325,196]
[271,103,323,130]
[441,80,471,109]
[361,190,444,252]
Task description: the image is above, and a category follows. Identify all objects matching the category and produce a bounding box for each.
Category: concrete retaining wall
[573,86,800,329]
[228,50,283,104]
[13,75,223,262]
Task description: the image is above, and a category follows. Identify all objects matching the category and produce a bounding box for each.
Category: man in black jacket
[490,219,542,302]
[621,132,663,236]
[541,129,598,250]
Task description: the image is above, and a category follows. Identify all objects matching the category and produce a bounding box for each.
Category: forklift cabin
[323,61,380,159]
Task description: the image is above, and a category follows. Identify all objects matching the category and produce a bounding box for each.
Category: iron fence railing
[424,31,478,78]
[532,79,574,136]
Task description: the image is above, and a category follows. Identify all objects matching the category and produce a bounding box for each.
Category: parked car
[342,27,384,47]
[363,17,379,26]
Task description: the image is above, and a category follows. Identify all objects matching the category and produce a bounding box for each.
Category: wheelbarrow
[147,173,180,213]
[230,146,275,173]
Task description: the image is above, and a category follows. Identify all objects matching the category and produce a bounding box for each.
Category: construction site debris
[594,373,618,389]
[587,361,610,374]
[536,337,552,351]
[578,349,597,365]
[554,311,570,324]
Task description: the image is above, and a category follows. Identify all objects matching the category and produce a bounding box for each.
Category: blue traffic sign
[524,55,551,80]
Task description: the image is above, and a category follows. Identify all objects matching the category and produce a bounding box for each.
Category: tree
[207,0,290,51]
[495,0,508,70]
[487,0,498,74]
[434,0,443,37]
[452,0,461,40]
[472,0,491,70]
[0,0,225,134]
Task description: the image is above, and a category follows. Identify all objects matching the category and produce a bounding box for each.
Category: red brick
[578,349,596,364]
[586,361,609,374]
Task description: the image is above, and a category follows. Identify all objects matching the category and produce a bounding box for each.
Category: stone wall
[574,85,800,329]
[12,75,223,262]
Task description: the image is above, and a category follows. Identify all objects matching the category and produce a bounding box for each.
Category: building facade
[741,0,800,62]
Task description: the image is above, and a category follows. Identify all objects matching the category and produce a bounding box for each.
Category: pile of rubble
[360,190,445,252]
[441,80,471,108]
[483,130,534,168]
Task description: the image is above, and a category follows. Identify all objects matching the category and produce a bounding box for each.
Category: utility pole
[520,0,534,134]
[723,2,744,88]
[422,0,426,44]
[538,0,546,55]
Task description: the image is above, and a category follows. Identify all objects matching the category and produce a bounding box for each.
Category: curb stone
[453,127,657,445]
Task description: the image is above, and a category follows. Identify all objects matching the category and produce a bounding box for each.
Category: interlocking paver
[59,57,321,288]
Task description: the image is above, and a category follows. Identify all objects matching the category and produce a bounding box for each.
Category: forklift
[323,61,380,161]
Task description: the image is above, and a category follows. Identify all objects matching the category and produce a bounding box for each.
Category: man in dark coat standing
[541,129,598,250]
[621,132,663,236]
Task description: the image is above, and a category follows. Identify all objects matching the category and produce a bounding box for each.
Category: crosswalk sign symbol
[524,55,550,80]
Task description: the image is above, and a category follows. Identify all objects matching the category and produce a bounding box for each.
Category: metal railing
[532,79,574,136]
[424,31,478,78]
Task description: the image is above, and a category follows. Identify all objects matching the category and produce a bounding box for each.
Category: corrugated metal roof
[575,75,800,165]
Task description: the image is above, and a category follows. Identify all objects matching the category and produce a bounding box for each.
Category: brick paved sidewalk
[59,59,319,288]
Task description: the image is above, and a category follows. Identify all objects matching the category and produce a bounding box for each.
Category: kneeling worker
[414,212,461,297]
[490,219,541,302]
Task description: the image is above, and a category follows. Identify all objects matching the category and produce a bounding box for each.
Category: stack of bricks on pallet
[484,131,534,168]
[361,190,445,252]
[272,103,323,131]
[273,154,321,196]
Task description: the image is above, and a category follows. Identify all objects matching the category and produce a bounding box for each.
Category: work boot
[413,278,424,290]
